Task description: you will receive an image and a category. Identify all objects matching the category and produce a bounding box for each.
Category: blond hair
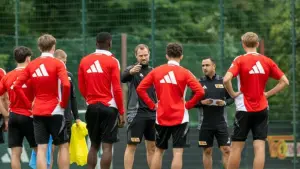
[38,34,56,52]
[54,49,67,58]
[241,32,259,48]
[135,44,150,56]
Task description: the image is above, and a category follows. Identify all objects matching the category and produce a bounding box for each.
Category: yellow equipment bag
[69,121,88,166]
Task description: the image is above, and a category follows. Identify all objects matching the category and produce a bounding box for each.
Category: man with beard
[122,44,157,169]
[191,57,233,169]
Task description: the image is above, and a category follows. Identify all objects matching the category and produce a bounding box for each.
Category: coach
[191,57,233,169]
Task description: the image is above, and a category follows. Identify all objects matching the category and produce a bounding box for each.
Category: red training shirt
[136,60,205,126]
[0,68,5,80]
[78,49,124,115]
[14,53,70,116]
[227,52,284,112]
[0,67,34,116]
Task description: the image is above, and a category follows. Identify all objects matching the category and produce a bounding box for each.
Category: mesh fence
[0,0,299,168]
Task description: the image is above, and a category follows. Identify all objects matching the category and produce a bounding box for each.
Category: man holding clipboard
[191,57,234,169]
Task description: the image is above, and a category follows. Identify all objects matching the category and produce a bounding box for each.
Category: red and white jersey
[0,68,6,80]
[136,60,205,126]
[0,68,34,117]
[14,53,70,116]
[227,52,284,112]
[78,49,124,115]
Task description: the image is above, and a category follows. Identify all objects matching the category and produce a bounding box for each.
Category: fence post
[291,0,297,168]
[151,0,156,67]
[15,0,19,47]
[81,0,87,55]
[219,0,224,74]
[121,33,127,122]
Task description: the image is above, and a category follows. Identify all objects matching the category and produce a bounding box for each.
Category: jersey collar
[246,52,259,55]
[168,60,180,66]
[95,49,112,56]
[41,52,54,57]
[15,67,25,70]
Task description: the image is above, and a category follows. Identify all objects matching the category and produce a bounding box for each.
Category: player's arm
[111,58,125,115]
[136,71,156,110]
[265,59,289,98]
[189,91,202,108]
[223,58,241,98]
[121,66,134,83]
[185,71,205,110]
[78,62,86,99]
[0,79,9,119]
[224,90,234,106]
[57,62,71,109]
[68,73,79,120]
[14,68,31,108]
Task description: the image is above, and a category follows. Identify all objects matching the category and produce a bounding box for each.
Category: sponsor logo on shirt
[159,71,177,84]
[87,60,103,73]
[215,84,224,88]
[32,64,49,77]
[249,61,265,74]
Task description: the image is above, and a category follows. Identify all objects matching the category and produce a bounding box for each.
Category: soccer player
[122,44,156,169]
[78,32,125,169]
[0,67,8,139]
[48,49,82,169]
[54,49,81,138]
[13,34,71,169]
[223,32,289,169]
[191,57,233,169]
[136,43,205,169]
[0,46,37,169]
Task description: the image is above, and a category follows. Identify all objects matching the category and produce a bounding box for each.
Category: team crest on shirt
[203,85,207,89]
[131,137,140,142]
[215,84,224,88]
[199,141,207,145]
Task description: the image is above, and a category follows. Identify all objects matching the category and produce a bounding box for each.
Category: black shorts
[155,122,190,150]
[8,112,37,148]
[85,102,119,145]
[198,125,230,148]
[65,120,72,143]
[33,115,68,146]
[127,118,155,144]
[231,108,268,141]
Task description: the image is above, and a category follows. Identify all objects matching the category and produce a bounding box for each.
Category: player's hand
[75,119,82,126]
[155,103,158,110]
[118,115,125,128]
[216,100,225,106]
[129,64,142,75]
[232,91,241,98]
[201,99,213,105]
[264,92,270,99]
[2,118,8,132]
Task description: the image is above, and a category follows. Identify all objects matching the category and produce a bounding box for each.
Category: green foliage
[0,0,299,122]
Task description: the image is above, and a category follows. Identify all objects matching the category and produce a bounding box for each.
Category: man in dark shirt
[121,44,157,169]
[191,57,233,169]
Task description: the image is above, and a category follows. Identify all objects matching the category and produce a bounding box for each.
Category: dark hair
[166,43,183,58]
[14,46,32,63]
[96,32,112,49]
[203,57,216,64]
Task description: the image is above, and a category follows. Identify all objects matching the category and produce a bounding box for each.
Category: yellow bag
[69,121,88,166]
